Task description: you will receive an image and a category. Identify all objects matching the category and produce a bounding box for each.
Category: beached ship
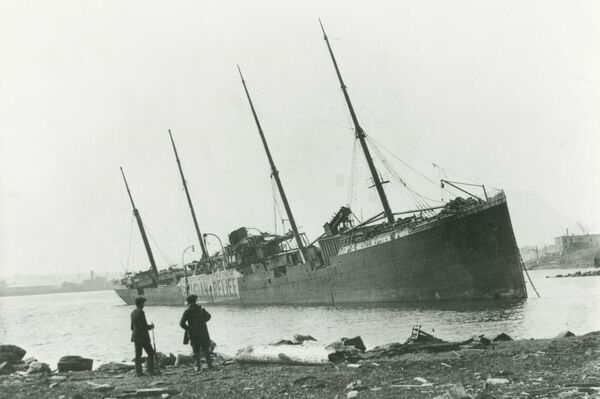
[117,23,527,306]
[230,22,527,304]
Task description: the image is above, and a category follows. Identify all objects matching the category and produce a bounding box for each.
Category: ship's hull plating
[114,270,243,306]
[114,286,184,306]
[239,195,527,304]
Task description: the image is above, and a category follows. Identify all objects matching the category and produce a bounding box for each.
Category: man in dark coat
[180,294,213,371]
[130,296,156,376]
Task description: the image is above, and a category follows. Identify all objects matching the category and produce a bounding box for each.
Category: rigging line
[371,147,429,211]
[127,213,135,271]
[357,100,479,184]
[271,176,285,233]
[366,135,460,203]
[356,100,483,186]
[367,136,439,208]
[142,223,175,267]
[347,139,358,207]
[271,177,278,233]
[367,135,441,188]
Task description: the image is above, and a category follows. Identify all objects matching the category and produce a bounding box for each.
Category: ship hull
[114,286,184,306]
[114,270,243,306]
[239,194,527,304]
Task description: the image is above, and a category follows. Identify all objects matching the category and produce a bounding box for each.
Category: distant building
[555,229,600,253]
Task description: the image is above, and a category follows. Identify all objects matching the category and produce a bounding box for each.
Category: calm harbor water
[0,269,598,367]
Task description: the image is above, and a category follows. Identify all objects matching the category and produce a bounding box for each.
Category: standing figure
[180,294,213,371]
[130,296,156,376]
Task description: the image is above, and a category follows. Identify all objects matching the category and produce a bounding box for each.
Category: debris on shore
[1,329,598,398]
[550,269,600,278]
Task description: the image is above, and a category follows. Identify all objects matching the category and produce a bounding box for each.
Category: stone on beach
[26,361,51,374]
[57,355,93,372]
[555,330,575,339]
[96,362,135,373]
[0,345,26,363]
[434,384,471,399]
[86,381,114,392]
[486,377,510,385]
[293,334,317,344]
[156,352,176,367]
[0,361,15,375]
[492,333,513,342]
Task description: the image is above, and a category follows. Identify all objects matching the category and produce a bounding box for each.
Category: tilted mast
[319,20,395,224]
[168,129,209,260]
[237,66,307,263]
[120,167,159,286]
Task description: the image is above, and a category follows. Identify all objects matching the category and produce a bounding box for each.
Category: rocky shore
[1,330,599,398]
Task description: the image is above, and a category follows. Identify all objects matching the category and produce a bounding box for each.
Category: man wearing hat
[131,296,156,376]
[180,294,213,371]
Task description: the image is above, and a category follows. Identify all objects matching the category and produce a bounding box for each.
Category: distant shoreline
[0,286,114,298]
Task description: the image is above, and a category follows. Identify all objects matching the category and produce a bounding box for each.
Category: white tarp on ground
[235,341,334,365]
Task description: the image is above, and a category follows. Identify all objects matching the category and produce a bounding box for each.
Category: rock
[0,361,14,375]
[449,384,471,398]
[486,378,509,385]
[435,384,471,399]
[273,339,295,345]
[328,346,363,363]
[293,334,317,343]
[156,352,175,367]
[86,381,114,392]
[49,382,59,388]
[49,376,67,382]
[414,377,428,384]
[326,336,366,352]
[57,355,93,372]
[342,336,366,352]
[555,331,575,339]
[22,356,37,365]
[96,362,135,373]
[347,390,359,398]
[0,345,26,363]
[364,342,405,358]
[26,361,51,374]
[175,353,195,366]
[293,375,317,385]
[492,333,513,342]
[346,380,367,391]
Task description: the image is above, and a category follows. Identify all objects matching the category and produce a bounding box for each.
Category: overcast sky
[1,0,599,277]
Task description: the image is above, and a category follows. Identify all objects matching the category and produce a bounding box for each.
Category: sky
[1,0,599,277]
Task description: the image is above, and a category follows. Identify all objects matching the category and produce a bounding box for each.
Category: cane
[151,322,161,375]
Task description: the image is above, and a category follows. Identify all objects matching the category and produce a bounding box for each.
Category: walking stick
[151,322,161,375]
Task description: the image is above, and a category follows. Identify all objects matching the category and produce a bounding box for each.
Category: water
[0,269,598,367]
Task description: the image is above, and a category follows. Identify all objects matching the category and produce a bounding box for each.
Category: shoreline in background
[0,286,114,298]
